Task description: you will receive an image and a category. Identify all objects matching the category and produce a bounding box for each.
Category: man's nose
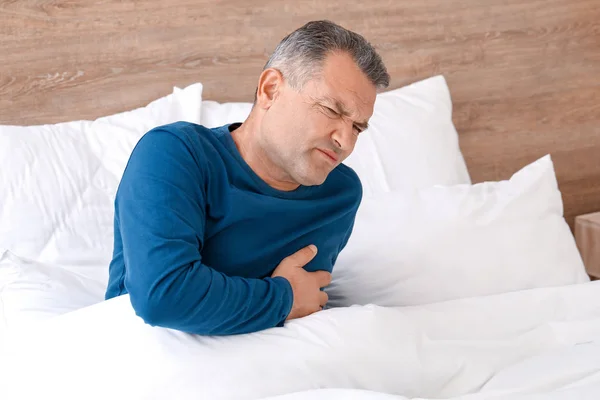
[331,120,354,151]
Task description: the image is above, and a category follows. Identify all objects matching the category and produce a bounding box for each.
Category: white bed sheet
[263,379,600,400]
[1,279,600,400]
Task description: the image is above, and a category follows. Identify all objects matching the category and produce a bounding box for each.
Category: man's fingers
[284,244,318,266]
[313,270,332,287]
[319,291,329,306]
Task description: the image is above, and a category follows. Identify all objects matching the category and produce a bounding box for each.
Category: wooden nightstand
[575,212,600,279]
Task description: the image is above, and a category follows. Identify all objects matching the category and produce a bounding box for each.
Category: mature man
[105,20,389,335]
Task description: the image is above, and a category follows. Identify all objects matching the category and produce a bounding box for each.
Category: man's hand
[271,245,331,320]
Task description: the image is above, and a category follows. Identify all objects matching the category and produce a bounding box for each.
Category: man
[105,20,390,335]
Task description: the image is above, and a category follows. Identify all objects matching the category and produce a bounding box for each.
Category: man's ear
[255,68,284,110]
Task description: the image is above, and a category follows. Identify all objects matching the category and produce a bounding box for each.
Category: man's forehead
[320,53,376,105]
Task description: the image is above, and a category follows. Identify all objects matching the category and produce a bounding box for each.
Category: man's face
[259,51,377,186]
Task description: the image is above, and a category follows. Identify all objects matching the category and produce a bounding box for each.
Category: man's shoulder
[125,122,230,182]
[328,163,363,205]
[144,121,221,147]
[335,162,361,183]
[138,121,230,164]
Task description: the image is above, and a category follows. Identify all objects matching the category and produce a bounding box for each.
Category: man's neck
[229,119,300,191]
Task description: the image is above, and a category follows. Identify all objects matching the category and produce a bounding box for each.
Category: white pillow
[200,75,471,196]
[0,250,105,338]
[200,100,254,129]
[0,83,203,281]
[327,155,589,307]
[343,75,471,194]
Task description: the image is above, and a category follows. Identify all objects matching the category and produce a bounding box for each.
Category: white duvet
[2,279,600,400]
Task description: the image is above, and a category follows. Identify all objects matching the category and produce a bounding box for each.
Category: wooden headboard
[1,0,599,228]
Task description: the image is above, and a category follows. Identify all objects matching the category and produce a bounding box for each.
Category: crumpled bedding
[1,279,600,400]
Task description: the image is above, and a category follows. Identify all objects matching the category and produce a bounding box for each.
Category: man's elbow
[128,290,215,335]
[129,291,170,327]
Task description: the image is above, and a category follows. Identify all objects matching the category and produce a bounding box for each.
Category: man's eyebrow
[355,120,369,131]
[317,96,370,130]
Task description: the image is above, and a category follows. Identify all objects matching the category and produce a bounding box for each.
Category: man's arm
[116,128,293,335]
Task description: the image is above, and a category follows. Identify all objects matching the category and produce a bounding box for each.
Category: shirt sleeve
[115,127,293,335]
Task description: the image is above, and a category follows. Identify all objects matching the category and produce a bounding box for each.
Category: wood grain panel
[1,0,599,229]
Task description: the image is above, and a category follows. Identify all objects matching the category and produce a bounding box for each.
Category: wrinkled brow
[315,95,369,131]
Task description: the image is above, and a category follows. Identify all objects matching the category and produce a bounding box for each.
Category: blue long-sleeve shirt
[105,121,362,335]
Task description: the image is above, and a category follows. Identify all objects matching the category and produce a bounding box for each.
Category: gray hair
[261,20,390,92]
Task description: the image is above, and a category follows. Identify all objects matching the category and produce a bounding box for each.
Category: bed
[1,1,600,399]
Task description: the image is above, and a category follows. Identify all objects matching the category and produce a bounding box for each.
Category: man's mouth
[317,148,339,163]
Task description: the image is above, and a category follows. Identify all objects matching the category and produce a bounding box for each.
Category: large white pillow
[0,83,203,281]
[200,75,471,196]
[343,75,471,194]
[327,155,589,307]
